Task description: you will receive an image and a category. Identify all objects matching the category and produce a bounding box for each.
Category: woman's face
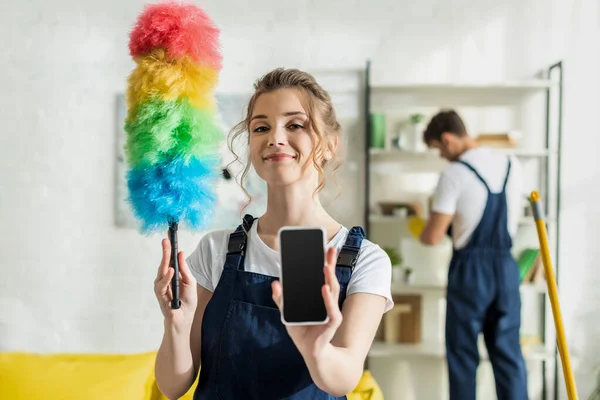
[248,88,324,187]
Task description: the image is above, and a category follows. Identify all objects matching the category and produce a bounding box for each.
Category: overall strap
[335,226,365,288]
[501,157,512,192]
[224,214,255,271]
[457,160,490,192]
[336,226,365,269]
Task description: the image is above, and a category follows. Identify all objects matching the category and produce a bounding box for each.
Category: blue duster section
[127,155,220,233]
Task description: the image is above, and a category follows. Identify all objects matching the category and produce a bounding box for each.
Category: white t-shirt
[186,219,394,313]
[431,147,524,249]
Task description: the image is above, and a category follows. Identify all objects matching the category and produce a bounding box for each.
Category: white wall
[1,0,598,398]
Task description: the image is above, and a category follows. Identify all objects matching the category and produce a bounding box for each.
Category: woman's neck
[257,182,341,241]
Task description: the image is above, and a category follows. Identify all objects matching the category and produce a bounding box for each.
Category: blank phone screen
[280,228,327,324]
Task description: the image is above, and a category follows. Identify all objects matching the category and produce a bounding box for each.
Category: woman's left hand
[271,247,342,360]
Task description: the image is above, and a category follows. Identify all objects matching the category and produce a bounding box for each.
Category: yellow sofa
[0,351,196,400]
[0,352,381,400]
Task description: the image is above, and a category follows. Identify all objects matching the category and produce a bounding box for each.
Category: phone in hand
[278,226,329,326]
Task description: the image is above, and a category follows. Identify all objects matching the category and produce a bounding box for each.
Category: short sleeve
[431,168,461,215]
[346,243,394,313]
[185,234,216,292]
[508,155,524,193]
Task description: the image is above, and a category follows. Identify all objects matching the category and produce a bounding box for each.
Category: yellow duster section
[126,48,218,117]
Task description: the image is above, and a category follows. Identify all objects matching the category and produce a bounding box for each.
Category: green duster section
[125,97,223,167]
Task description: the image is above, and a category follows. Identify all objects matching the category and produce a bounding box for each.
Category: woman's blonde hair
[227,68,343,213]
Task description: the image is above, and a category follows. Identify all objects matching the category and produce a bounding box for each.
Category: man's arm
[419,168,460,245]
[420,212,453,245]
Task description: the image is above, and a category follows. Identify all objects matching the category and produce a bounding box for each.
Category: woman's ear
[324,136,339,161]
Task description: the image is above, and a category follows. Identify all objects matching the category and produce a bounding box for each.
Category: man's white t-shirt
[431,147,524,249]
[186,220,394,312]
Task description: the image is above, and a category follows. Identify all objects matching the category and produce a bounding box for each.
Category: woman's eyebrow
[250,111,306,121]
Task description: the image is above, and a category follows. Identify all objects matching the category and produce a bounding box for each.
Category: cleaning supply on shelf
[516,248,540,282]
[407,215,426,238]
[370,113,386,149]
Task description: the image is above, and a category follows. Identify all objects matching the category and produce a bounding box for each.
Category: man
[419,110,528,400]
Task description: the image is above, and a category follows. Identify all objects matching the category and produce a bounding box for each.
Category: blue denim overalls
[445,158,528,400]
[194,214,366,400]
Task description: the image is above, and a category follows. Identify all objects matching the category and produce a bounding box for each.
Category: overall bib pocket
[215,300,313,400]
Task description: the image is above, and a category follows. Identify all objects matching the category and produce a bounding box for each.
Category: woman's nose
[267,126,287,147]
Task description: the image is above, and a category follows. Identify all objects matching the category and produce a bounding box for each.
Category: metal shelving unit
[362,59,563,400]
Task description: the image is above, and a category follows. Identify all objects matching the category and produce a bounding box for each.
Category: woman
[154,68,393,399]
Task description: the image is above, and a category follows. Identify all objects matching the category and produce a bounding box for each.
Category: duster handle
[169,221,181,310]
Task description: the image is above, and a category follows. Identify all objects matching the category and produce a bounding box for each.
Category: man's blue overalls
[445,159,528,400]
[194,214,366,400]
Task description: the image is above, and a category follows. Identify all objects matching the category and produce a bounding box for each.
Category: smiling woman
[153,68,393,400]
[229,68,343,209]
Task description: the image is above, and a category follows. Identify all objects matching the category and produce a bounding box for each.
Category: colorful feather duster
[125,1,223,309]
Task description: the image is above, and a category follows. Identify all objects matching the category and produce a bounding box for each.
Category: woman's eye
[253,126,268,133]
[288,124,304,130]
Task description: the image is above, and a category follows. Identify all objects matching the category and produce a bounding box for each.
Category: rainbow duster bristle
[128,2,222,70]
[125,1,223,234]
[127,156,220,233]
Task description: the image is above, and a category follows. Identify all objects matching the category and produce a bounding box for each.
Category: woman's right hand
[154,238,198,332]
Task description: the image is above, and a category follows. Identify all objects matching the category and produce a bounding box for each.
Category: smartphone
[278,226,329,326]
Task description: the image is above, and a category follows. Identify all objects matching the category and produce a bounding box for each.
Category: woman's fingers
[323,247,342,326]
[155,239,171,283]
[271,280,283,310]
[178,251,195,285]
[322,283,343,328]
[155,267,175,298]
[324,247,340,299]
[326,246,337,266]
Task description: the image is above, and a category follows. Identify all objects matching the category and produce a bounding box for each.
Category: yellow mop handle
[529,191,578,400]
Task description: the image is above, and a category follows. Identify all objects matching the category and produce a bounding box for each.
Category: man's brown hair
[423,109,467,145]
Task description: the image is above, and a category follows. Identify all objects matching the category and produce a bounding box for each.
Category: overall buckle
[227,233,246,255]
[337,247,360,269]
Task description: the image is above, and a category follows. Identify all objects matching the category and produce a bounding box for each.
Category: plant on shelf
[405,113,427,152]
[383,247,404,283]
[383,247,402,267]
[403,267,415,284]
[409,113,425,125]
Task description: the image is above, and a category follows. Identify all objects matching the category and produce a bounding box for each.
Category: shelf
[520,283,548,294]
[368,340,554,362]
[497,148,555,157]
[370,148,438,156]
[364,60,563,396]
[369,148,554,160]
[369,340,445,358]
[370,214,554,226]
[369,214,408,222]
[390,282,547,295]
[391,283,447,295]
[519,216,557,225]
[369,149,443,163]
[370,80,555,93]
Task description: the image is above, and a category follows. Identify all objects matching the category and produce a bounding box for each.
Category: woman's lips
[264,153,295,162]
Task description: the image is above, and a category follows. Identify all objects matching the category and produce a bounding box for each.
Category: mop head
[124,1,223,234]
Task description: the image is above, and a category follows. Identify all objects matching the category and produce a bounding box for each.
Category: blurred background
[1,0,599,399]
